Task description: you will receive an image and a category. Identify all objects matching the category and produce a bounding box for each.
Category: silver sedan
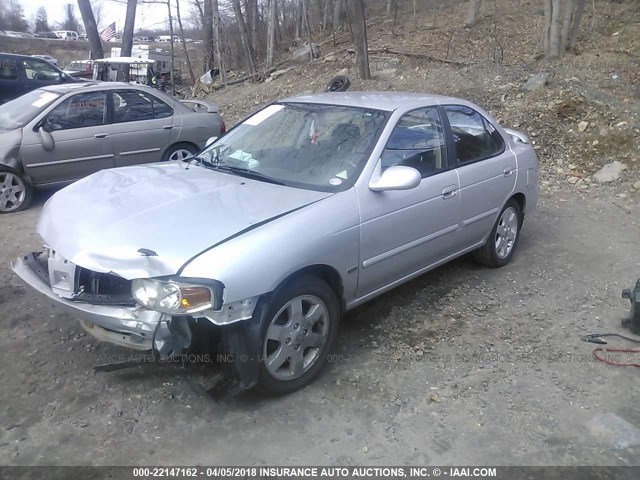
[12,92,539,396]
[0,82,225,213]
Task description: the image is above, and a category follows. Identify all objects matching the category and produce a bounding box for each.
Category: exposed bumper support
[12,254,163,350]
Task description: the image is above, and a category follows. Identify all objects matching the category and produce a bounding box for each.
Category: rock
[292,42,321,61]
[587,413,640,449]
[337,68,349,76]
[568,176,580,184]
[429,393,442,403]
[633,180,640,190]
[323,53,339,62]
[592,161,627,184]
[373,68,397,80]
[599,127,609,137]
[523,72,551,91]
[363,446,369,453]
[578,121,589,132]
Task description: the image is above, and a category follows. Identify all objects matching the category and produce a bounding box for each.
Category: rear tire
[473,199,523,268]
[0,167,33,214]
[256,274,340,396]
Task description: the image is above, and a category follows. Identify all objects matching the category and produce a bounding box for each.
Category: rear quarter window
[0,59,18,80]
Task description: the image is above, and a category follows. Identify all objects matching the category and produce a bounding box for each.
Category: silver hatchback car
[12,92,539,396]
[0,82,225,213]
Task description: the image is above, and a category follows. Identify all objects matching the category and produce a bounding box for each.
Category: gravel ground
[1,183,639,466]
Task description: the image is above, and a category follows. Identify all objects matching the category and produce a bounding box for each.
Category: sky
[21,0,172,32]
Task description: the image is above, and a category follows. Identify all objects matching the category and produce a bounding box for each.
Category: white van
[54,30,79,41]
[156,35,181,43]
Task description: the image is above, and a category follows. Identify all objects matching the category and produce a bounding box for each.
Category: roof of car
[280,91,466,112]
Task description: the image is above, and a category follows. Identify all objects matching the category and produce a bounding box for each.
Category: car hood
[38,163,331,279]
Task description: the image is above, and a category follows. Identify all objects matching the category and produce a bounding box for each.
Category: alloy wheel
[263,295,330,381]
[0,172,27,213]
[495,206,519,258]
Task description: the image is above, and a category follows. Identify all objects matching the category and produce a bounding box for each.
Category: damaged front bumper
[11,252,171,351]
[12,252,265,396]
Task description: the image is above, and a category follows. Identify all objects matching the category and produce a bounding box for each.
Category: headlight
[132,278,216,315]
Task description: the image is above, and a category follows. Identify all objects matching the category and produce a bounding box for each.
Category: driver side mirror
[38,126,55,151]
[205,136,218,149]
[369,165,421,192]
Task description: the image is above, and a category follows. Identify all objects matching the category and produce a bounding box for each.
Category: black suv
[0,53,79,105]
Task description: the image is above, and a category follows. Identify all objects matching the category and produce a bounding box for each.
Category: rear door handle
[163,125,174,130]
[94,133,108,138]
[503,167,514,177]
[441,185,457,199]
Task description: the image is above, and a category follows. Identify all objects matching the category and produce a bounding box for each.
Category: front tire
[256,275,340,395]
[0,167,33,214]
[473,199,523,268]
[163,143,198,162]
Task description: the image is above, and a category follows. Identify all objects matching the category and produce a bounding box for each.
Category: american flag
[100,22,116,42]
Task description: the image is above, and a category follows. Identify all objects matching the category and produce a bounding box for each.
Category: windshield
[0,89,61,131]
[197,102,389,191]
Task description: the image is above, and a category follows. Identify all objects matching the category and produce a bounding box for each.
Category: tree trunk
[231,0,257,77]
[202,0,214,72]
[247,0,259,53]
[266,0,277,68]
[212,0,227,84]
[175,0,195,85]
[77,0,103,60]
[347,0,369,79]
[568,0,586,50]
[121,0,137,57]
[167,0,176,95]
[465,0,482,26]
[301,0,314,60]
[333,0,343,32]
[559,0,575,53]
[549,0,561,58]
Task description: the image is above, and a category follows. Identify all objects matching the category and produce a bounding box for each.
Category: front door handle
[163,125,174,130]
[94,133,108,138]
[441,185,457,199]
[503,167,514,177]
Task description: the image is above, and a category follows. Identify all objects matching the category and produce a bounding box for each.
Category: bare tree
[333,0,343,32]
[544,0,585,58]
[77,0,104,59]
[347,0,369,79]
[465,0,482,26]
[167,0,176,95]
[266,0,277,69]
[231,0,257,77]
[121,0,137,57]
[212,0,227,84]
[175,0,195,85]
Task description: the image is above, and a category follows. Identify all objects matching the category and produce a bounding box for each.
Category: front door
[108,89,176,166]
[357,106,461,298]
[21,90,114,185]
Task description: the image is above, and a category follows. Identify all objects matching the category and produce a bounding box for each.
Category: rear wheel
[163,143,198,162]
[473,199,523,268]
[256,275,340,395]
[0,168,32,214]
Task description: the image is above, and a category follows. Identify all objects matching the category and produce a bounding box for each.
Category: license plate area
[47,250,78,299]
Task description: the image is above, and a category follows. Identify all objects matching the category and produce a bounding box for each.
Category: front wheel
[256,275,340,395]
[0,168,33,214]
[473,199,523,268]
[163,143,198,162]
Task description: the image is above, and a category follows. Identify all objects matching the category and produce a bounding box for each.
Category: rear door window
[23,59,61,82]
[0,59,18,80]
[112,90,173,122]
[444,105,505,163]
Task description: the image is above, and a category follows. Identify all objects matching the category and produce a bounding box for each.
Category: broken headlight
[132,278,216,315]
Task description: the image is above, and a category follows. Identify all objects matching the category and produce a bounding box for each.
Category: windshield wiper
[203,162,285,186]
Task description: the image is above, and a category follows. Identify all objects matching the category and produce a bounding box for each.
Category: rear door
[21,90,114,185]
[108,89,176,166]
[443,105,516,246]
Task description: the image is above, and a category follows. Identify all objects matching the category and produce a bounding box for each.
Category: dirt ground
[1,0,640,469]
